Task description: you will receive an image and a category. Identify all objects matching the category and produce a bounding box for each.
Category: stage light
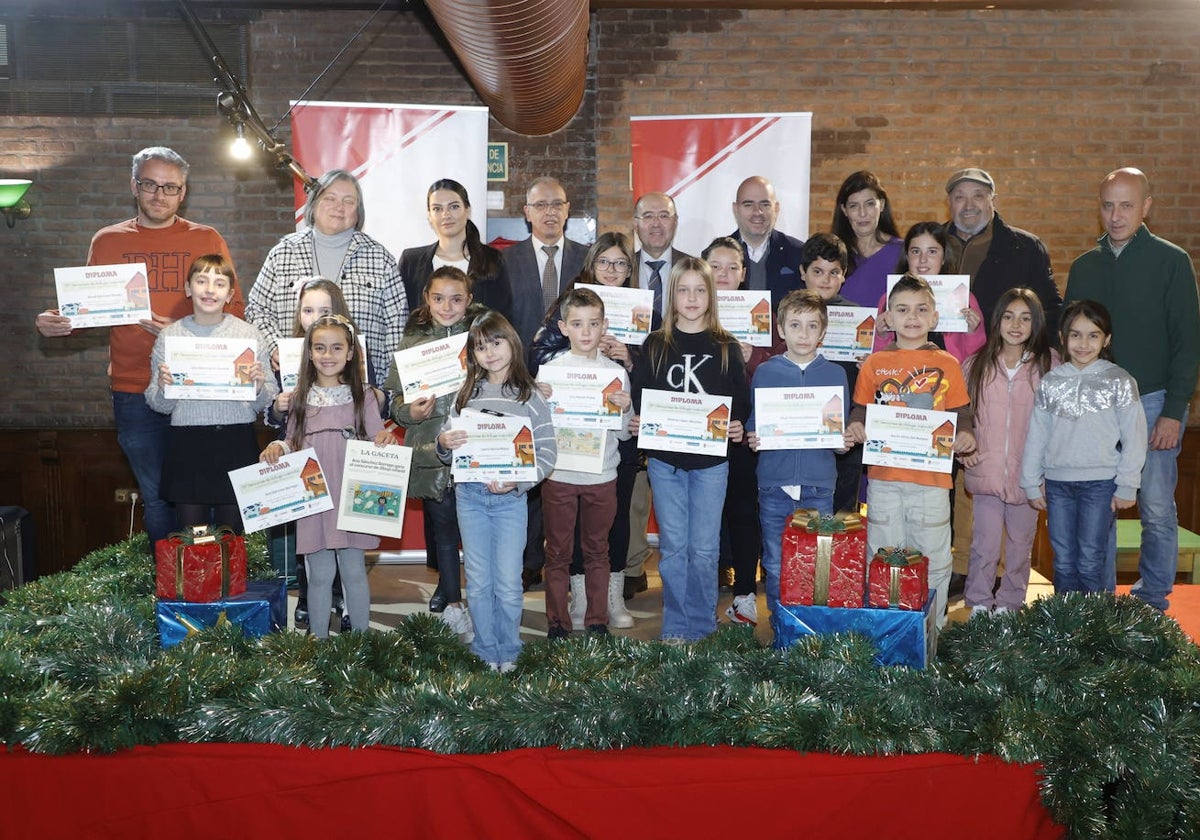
[230,124,253,161]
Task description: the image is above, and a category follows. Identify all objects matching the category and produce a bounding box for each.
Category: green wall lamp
[0,179,32,228]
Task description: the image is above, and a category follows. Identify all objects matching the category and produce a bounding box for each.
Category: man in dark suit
[502,176,588,591]
[504,176,588,349]
[729,175,805,310]
[632,191,693,318]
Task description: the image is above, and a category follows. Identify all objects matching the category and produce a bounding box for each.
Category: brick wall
[4,5,1199,429]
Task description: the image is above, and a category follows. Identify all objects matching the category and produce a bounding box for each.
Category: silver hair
[131,147,189,181]
[303,169,365,231]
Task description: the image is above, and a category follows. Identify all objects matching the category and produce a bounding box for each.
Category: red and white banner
[290,101,490,260]
[630,112,812,257]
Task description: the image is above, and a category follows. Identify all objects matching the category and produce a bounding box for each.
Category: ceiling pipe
[424,0,590,136]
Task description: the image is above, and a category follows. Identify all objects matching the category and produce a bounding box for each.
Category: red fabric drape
[0,744,1063,839]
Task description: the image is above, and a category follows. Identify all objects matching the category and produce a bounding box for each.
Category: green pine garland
[1,534,1197,838]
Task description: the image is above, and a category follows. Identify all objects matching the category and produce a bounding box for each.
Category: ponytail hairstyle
[455,311,535,412]
[650,256,737,377]
[427,178,502,284]
[409,265,475,330]
[965,287,1052,408]
[289,314,372,451]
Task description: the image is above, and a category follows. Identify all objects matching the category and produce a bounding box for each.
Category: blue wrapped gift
[772,592,937,668]
[157,580,286,648]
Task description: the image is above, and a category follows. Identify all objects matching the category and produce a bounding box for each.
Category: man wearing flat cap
[943,167,1062,341]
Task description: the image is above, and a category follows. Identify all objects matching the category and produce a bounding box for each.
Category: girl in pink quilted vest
[959,288,1059,617]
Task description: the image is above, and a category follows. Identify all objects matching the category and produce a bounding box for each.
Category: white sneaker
[725,594,758,626]
[568,574,587,629]
[497,661,517,674]
[969,604,991,619]
[441,603,475,644]
[992,605,1012,615]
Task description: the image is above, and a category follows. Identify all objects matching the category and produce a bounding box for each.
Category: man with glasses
[729,175,805,310]
[35,146,239,545]
[505,176,588,349]
[633,192,693,319]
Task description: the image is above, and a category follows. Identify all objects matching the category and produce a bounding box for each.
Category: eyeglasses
[527,200,567,213]
[135,179,183,196]
[635,211,675,223]
[595,258,630,272]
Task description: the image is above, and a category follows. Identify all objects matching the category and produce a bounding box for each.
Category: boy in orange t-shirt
[846,274,975,626]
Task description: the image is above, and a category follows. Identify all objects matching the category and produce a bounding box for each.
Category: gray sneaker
[441,603,475,644]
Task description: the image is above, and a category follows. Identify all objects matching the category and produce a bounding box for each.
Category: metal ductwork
[424,0,590,136]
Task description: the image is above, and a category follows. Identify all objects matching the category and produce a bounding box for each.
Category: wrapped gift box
[157,580,286,648]
[780,510,868,609]
[867,547,930,611]
[155,526,247,603]
[772,592,938,668]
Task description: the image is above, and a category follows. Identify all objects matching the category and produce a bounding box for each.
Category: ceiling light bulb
[230,125,253,161]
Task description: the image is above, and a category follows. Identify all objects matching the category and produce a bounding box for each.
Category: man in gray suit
[504,176,589,349]
[632,192,693,319]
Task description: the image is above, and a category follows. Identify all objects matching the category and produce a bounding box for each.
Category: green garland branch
[1,534,1197,838]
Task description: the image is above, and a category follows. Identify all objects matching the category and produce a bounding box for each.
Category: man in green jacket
[1064,167,1200,611]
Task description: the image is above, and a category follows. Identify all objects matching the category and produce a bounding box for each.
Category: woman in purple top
[831,170,903,306]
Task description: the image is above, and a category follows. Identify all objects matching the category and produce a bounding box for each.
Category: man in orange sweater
[36,147,240,543]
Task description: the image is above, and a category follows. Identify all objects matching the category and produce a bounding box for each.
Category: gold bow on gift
[790,509,864,533]
[790,510,863,605]
[167,525,237,599]
[875,546,924,607]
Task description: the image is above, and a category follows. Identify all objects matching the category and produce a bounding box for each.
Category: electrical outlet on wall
[114,488,134,503]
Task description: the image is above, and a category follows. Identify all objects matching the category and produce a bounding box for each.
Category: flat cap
[945,167,995,193]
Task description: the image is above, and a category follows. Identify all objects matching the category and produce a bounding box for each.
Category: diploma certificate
[392,332,470,401]
[53,262,152,329]
[229,447,335,533]
[163,335,258,401]
[886,274,971,333]
[637,389,732,457]
[538,364,627,430]
[862,404,957,474]
[716,289,773,347]
[754,386,845,451]
[336,441,413,539]
[590,285,654,345]
[450,410,539,483]
[823,306,879,362]
[552,427,610,474]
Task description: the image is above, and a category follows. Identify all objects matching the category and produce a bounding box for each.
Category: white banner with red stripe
[290,101,489,260]
[630,112,812,256]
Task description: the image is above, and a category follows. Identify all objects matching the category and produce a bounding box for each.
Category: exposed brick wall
[4,5,1199,430]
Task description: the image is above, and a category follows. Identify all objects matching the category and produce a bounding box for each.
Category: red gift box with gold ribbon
[780,510,867,608]
[155,525,247,603]
[867,547,930,611]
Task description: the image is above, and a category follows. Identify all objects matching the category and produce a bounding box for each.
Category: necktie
[541,245,560,312]
[647,259,666,315]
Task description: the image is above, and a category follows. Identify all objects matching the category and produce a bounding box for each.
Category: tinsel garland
[0,535,1197,838]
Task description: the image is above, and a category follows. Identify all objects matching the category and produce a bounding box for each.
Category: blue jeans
[759,485,833,621]
[1129,391,1183,610]
[456,483,527,665]
[1046,478,1116,593]
[112,390,174,543]
[647,458,728,641]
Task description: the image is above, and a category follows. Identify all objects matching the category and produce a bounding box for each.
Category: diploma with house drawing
[715,290,773,347]
[637,388,732,458]
[822,305,879,362]
[336,440,413,539]
[392,332,470,401]
[885,274,970,333]
[537,364,627,430]
[450,409,539,483]
[862,404,956,474]
[590,284,654,345]
[163,336,258,400]
[229,447,334,533]
[53,262,152,329]
[754,386,845,451]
